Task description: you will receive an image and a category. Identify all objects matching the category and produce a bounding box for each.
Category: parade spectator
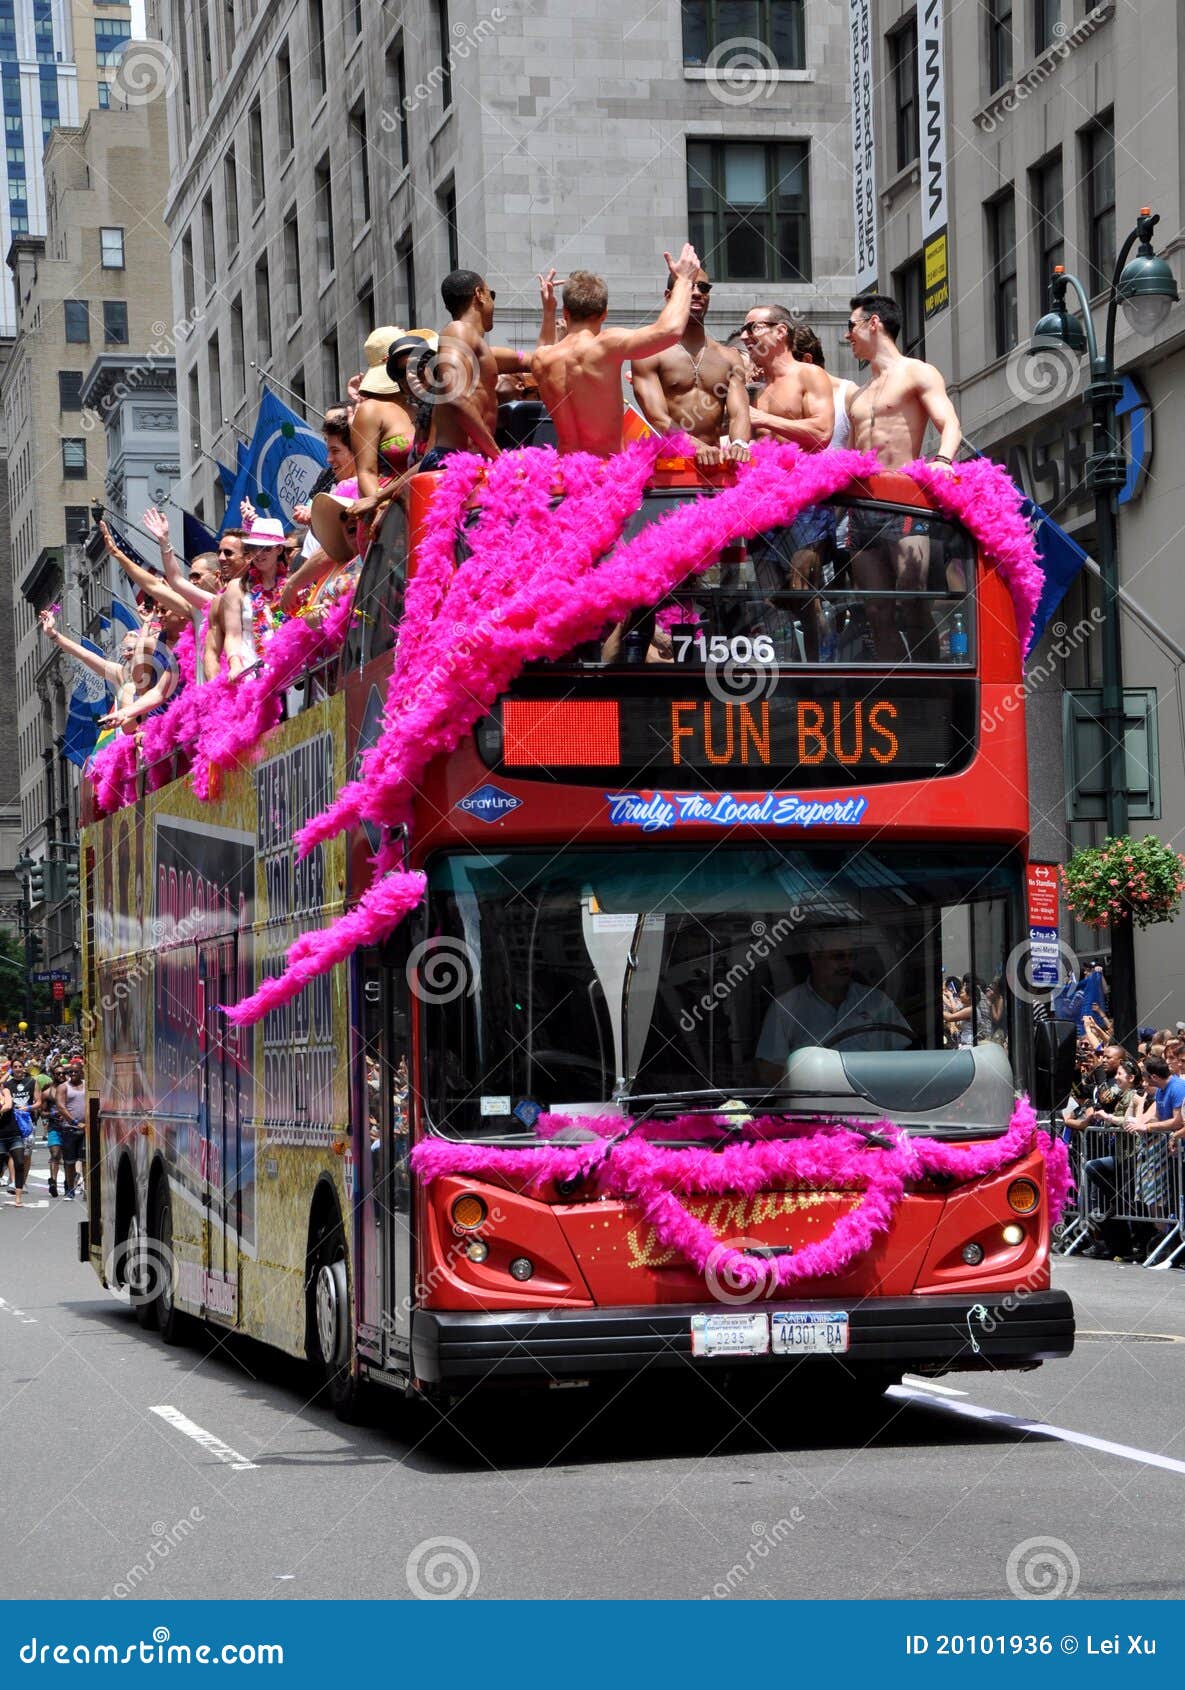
[55,1059,86,1201]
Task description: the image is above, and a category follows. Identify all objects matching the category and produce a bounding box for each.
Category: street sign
[52,981,65,1000]
[32,970,71,984]
[1026,863,1059,930]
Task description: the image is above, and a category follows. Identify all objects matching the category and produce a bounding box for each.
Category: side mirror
[1033,1017,1077,1111]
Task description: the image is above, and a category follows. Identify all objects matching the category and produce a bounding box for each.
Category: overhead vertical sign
[849,0,877,291]
[918,0,949,318]
[1026,862,1061,988]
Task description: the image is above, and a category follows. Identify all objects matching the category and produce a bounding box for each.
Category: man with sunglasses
[630,266,750,466]
[756,929,911,1083]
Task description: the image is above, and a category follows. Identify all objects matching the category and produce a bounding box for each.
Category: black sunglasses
[692,281,712,295]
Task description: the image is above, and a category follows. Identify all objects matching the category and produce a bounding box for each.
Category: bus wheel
[147,1181,192,1347]
[307,1215,364,1422]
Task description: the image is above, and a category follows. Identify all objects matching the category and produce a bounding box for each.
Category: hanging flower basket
[1061,834,1185,929]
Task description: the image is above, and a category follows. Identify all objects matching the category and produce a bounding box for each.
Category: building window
[103,300,128,345]
[356,279,375,345]
[224,149,240,254]
[308,0,327,100]
[291,366,306,411]
[255,254,272,361]
[61,438,87,479]
[321,330,339,405]
[986,0,1012,92]
[64,505,89,543]
[432,0,452,107]
[889,18,919,173]
[201,190,216,294]
[58,371,83,411]
[1034,0,1061,54]
[230,296,245,398]
[314,154,335,284]
[387,42,409,169]
[440,177,458,271]
[687,139,811,283]
[284,207,302,321]
[276,40,294,159]
[181,229,196,320]
[987,190,1017,357]
[894,254,925,359]
[94,20,131,69]
[346,0,362,35]
[350,101,371,225]
[100,226,124,268]
[207,333,222,425]
[64,299,89,342]
[681,0,805,70]
[187,367,200,438]
[248,98,265,209]
[397,233,416,325]
[1084,112,1115,296]
[1031,151,1064,309]
[97,80,109,109]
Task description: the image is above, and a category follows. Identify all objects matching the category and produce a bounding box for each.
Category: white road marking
[890,1385,1185,1476]
[150,1405,259,1470]
[901,1374,967,1397]
[0,1295,37,1324]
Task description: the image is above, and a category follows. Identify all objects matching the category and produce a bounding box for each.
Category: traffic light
[26,931,43,968]
[29,859,47,902]
[65,857,80,900]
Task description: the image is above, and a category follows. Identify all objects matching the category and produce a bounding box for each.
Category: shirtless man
[531,244,702,458]
[630,266,750,465]
[417,268,557,468]
[843,294,962,659]
[741,305,835,658]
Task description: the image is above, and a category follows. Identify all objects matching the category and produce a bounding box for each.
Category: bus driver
[756,930,911,1083]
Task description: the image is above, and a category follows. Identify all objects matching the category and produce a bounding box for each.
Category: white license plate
[690,1311,770,1358]
[771,1310,850,1355]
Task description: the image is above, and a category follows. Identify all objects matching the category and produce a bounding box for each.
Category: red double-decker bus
[80,454,1074,1416]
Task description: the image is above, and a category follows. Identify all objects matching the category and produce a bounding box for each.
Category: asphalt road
[3,1149,1185,1603]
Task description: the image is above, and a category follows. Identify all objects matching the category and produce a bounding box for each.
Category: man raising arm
[631,264,750,465]
[532,243,702,458]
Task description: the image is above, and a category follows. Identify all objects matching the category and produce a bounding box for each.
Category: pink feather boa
[229,439,1044,1023]
[411,1097,1070,1290]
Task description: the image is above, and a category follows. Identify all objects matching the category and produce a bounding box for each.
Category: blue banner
[183,507,219,559]
[61,634,112,766]
[1026,501,1091,651]
[220,388,327,534]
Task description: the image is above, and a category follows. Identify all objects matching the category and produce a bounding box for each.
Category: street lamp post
[15,849,34,1027]
[1030,209,1179,1051]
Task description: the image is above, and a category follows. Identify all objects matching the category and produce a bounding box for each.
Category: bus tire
[306,1209,364,1422]
[147,1178,192,1347]
[128,1207,156,1331]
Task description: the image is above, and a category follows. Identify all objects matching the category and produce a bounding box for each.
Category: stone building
[156,0,858,522]
[870,0,1185,1009]
[3,92,174,973]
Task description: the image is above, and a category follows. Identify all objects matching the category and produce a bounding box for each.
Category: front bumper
[412,1291,1074,1384]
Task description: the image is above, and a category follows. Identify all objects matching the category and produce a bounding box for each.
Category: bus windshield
[421,846,1019,1141]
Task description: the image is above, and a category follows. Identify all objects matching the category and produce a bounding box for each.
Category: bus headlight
[1001,1223,1025,1246]
[1007,1179,1040,1214]
[464,1237,490,1263]
[961,1242,985,1266]
[509,1256,534,1281]
[451,1193,488,1231]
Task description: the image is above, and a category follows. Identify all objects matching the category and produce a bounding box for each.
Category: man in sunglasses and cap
[631,263,750,466]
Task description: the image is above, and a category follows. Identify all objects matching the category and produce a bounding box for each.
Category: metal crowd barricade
[1055,1124,1185,1268]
